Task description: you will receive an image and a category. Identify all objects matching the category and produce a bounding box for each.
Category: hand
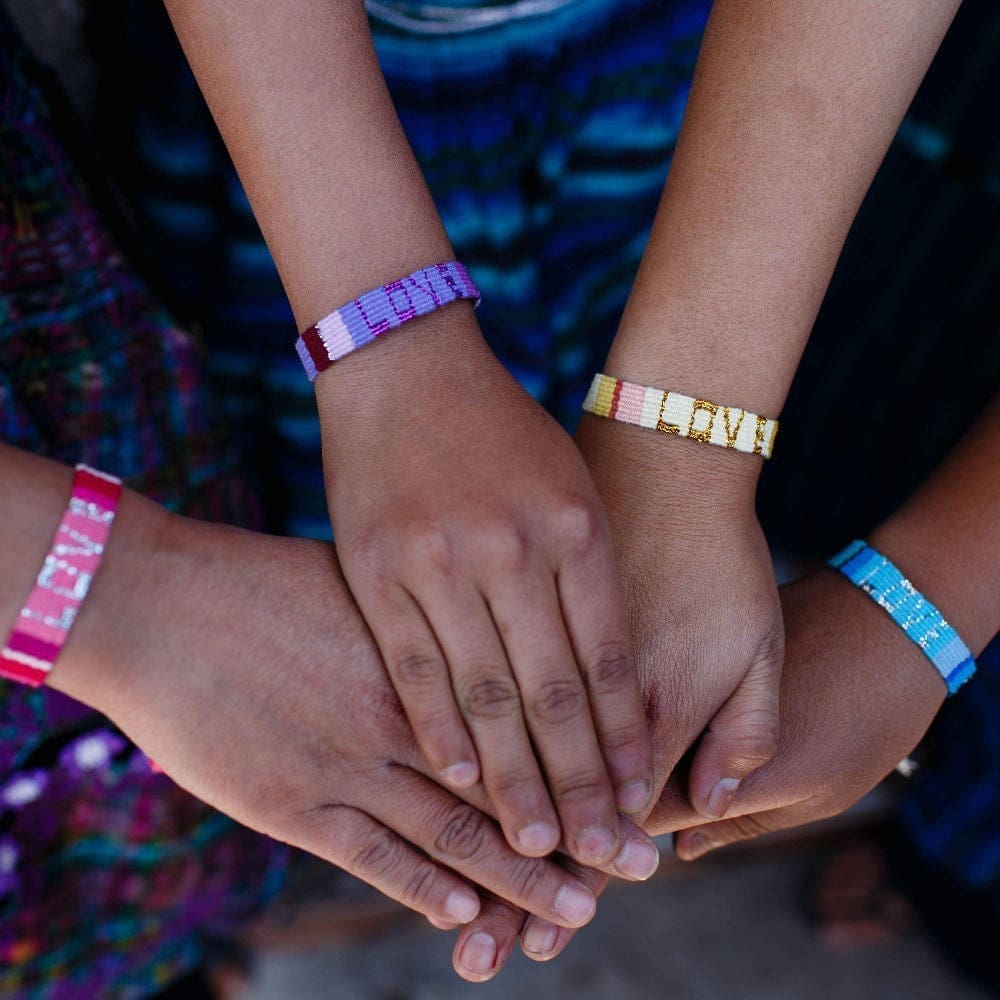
[656,565,946,855]
[445,563,944,978]
[575,416,783,820]
[442,418,784,980]
[316,308,654,866]
[49,493,655,934]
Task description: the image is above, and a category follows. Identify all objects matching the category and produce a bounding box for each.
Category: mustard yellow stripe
[592,374,617,418]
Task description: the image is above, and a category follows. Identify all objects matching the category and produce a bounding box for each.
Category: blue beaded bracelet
[828,540,976,696]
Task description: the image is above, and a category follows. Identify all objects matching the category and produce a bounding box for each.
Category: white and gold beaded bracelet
[582,373,779,459]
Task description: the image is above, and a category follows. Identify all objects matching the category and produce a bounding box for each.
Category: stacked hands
[42,302,994,983]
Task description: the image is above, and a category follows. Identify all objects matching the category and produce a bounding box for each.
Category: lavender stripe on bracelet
[296,261,480,382]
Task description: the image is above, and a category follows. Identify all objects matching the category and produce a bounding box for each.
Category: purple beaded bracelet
[295,261,480,381]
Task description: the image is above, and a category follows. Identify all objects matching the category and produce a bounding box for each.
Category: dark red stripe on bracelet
[75,468,122,503]
[301,326,328,369]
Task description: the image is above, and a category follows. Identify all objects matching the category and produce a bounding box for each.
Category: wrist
[867,513,999,659]
[313,300,488,419]
[46,490,180,712]
[576,410,760,529]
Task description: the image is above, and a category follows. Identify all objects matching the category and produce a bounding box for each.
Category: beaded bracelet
[0,465,122,687]
[829,540,976,696]
[295,261,480,381]
[582,374,779,458]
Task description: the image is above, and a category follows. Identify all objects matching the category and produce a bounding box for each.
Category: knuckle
[728,812,773,842]
[585,642,635,694]
[552,770,609,806]
[459,674,521,722]
[390,648,445,687]
[347,526,393,578]
[479,520,530,568]
[598,721,648,758]
[509,856,549,900]
[487,766,540,804]
[404,860,441,908]
[434,804,490,862]
[408,526,452,572]
[529,678,587,727]
[352,828,403,878]
[553,496,602,553]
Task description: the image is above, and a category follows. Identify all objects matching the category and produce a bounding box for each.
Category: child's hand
[316,309,654,867]
[576,415,783,821]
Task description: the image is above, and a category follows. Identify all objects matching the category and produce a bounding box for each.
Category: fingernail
[577,826,617,863]
[459,932,497,975]
[707,777,740,818]
[616,779,650,813]
[612,838,660,881]
[522,919,559,957]
[681,832,710,860]
[554,882,597,925]
[444,889,480,923]
[517,822,559,853]
[441,761,479,788]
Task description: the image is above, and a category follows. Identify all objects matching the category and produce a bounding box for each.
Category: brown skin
[450,395,1000,979]
[163,0,653,866]
[0,444,661,937]
[600,0,961,819]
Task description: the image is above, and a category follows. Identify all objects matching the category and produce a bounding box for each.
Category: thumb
[687,645,781,820]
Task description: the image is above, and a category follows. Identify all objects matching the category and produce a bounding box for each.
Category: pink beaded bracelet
[0,465,122,687]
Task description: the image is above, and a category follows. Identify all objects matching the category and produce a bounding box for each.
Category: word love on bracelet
[0,465,122,687]
[582,374,779,458]
[829,540,976,696]
[295,261,481,382]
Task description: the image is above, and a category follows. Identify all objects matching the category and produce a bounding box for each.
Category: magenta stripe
[7,630,59,664]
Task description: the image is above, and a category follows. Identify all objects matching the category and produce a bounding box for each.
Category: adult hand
[48,492,653,934]
[317,309,653,866]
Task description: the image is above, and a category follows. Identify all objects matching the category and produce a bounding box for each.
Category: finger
[416,583,562,858]
[363,583,480,789]
[673,802,813,861]
[294,803,482,926]
[687,645,781,820]
[404,745,661,882]
[557,536,655,817]
[453,859,611,980]
[374,768,598,931]
[489,574,624,866]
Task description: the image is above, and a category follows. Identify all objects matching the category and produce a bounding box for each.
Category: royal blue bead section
[829,540,976,695]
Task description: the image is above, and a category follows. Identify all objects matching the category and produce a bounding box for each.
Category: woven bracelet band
[829,540,976,696]
[295,261,480,382]
[582,374,779,458]
[0,465,122,687]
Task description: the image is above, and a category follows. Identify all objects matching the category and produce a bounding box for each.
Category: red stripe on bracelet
[75,468,121,502]
[0,655,48,686]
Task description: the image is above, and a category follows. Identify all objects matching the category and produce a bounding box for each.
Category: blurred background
[2,0,998,996]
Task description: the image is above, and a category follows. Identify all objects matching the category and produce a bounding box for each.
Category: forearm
[163,0,452,329]
[609,0,960,417]
[868,394,1000,657]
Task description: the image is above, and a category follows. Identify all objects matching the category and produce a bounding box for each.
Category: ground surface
[242,848,990,1000]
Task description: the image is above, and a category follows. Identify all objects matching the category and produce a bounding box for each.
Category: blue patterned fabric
[95,0,710,538]
[900,635,1000,904]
